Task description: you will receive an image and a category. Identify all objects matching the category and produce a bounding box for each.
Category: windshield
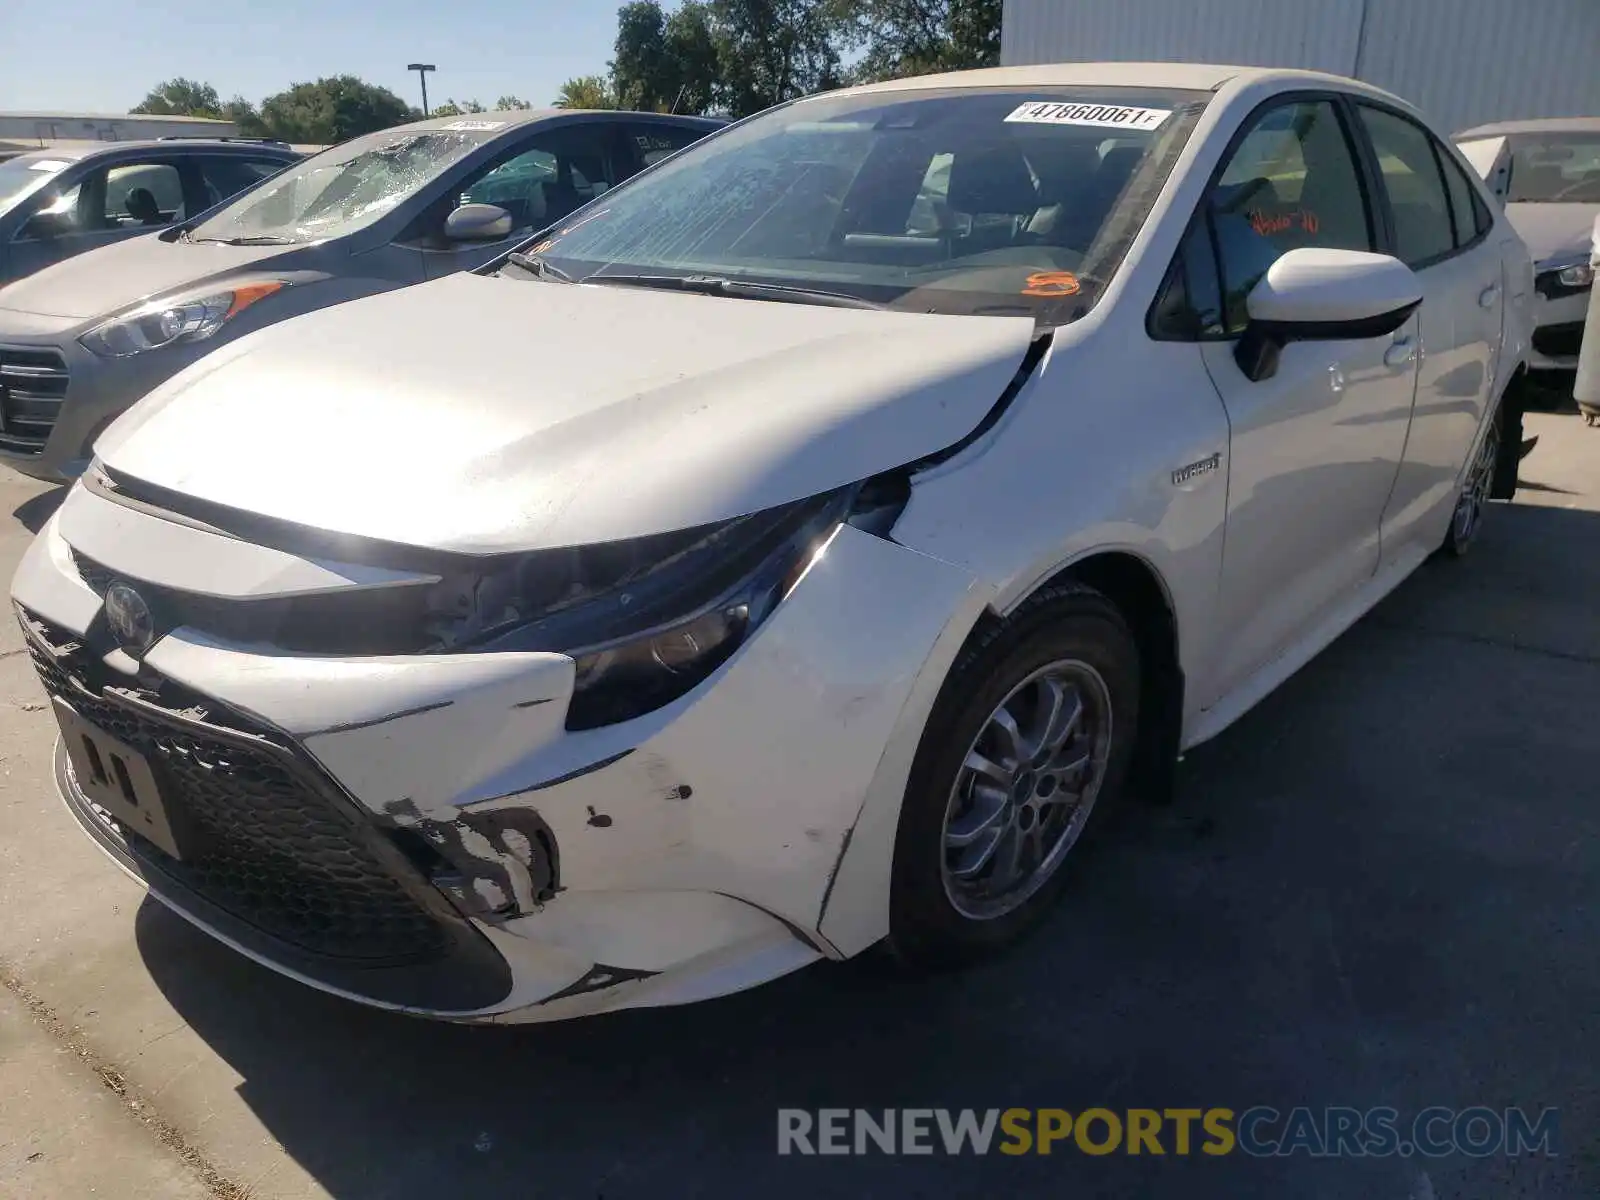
[1505,133,1600,203]
[190,129,484,244]
[0,156,71,220]
[518,87,1208,323]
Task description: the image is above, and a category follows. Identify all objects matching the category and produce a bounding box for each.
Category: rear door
[1356,105,1504,562]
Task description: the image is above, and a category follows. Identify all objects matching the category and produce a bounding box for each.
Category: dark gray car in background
[0,108,723,479]
[0,138,301,286]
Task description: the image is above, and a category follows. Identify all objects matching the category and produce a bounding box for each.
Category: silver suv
[0,138,300,285]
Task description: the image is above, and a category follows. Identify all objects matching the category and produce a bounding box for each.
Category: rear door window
[1356,106,1457,267]
[1437,147,1489,247]
[197,156,289,209]
[626,123,708,170]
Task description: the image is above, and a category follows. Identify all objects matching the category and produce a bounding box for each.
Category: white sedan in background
[12,62,1530,1022]
[1456,117,1598,375]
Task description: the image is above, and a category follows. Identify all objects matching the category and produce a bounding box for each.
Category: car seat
[1092,145,1145,205]
[124,188,164,226]
[1023,141,1102,247]
[945,144,1040,252]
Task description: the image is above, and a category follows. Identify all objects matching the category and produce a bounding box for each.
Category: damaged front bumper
[12,485,984,1022]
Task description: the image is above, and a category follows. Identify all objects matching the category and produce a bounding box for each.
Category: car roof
[399,108,726,135]
[826,61,1434,124]
[832,60,1406,97]
[4,139,297,166]
[1455,116,1600,139]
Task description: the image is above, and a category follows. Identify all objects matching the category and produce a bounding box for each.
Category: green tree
[610,0,757,115]
[711,0,843,117]
[495,95,534,110]
[221,96,269,138]
[837,0,1000,81]
[553,76,618,109]
[130,78,223,118]
[663,2,721,113]
[429,98,487,117]
[611,1,674,110]
[255,76,418,144]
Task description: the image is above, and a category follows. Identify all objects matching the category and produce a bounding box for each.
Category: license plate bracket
[53,699,186,860]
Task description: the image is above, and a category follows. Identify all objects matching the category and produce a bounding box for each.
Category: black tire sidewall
[1445,400,1504,557]
[888,586,1141,966]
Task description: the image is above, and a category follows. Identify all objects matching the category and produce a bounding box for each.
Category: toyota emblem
[104,582,156,655]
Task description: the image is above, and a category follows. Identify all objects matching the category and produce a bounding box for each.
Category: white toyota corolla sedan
[12,62,1531,1022]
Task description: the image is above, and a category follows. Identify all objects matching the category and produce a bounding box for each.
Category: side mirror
[444,203,513,243]
[1235,247,1422,382]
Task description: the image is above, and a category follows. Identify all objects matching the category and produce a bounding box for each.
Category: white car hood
[1505,202,1599,264]
[96,272,1037,554]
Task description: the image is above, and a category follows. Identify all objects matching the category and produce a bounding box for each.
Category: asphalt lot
[1,403,1597,1199]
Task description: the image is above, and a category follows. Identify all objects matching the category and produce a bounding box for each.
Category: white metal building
[1000,0,1600,135]
[0,111,238,150]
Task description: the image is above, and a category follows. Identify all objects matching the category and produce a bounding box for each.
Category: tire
[887,583,1140,967]
[1440,399,1503,558]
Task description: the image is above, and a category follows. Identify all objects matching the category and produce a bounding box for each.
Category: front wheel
[887,583,1140,967]
[1441,402,1503,557]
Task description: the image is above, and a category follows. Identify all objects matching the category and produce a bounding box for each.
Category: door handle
[1478,283,1501,309]
[1384,336,1416,369]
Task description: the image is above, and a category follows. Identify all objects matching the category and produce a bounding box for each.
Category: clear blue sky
[0,0,620,114]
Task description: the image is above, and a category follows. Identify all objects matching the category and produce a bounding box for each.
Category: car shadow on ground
[132,499,1600,1200]
[12,484,65,534]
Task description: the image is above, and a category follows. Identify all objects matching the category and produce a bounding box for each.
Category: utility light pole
[407,63,436,117]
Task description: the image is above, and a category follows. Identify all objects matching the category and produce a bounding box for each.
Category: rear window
[1506,133,1600,203]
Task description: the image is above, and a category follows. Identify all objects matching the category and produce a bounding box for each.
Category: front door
[1195,97,1421,706]
[1356,105,1505,560]
[7,156,187,281]
[407,124,626,279]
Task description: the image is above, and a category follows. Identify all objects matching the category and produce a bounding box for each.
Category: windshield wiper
[504,251,574,283]
[583,273,887,310]
[192,234,296,246]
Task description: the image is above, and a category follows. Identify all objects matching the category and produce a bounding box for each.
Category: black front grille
[0,346,68,455]
[25,622,449,966]
[1532,321,1585,361]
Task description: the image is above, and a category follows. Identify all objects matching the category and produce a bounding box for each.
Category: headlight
[1535,256,1594,299]
[1557,262,1594,289]
[421,489,870,729]
[79,281,286,358]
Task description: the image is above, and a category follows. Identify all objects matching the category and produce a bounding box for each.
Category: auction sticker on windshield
[441,120,507,131]
[1005,102,1171,130]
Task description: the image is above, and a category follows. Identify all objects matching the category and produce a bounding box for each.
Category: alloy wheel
[940,659,1113,921]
